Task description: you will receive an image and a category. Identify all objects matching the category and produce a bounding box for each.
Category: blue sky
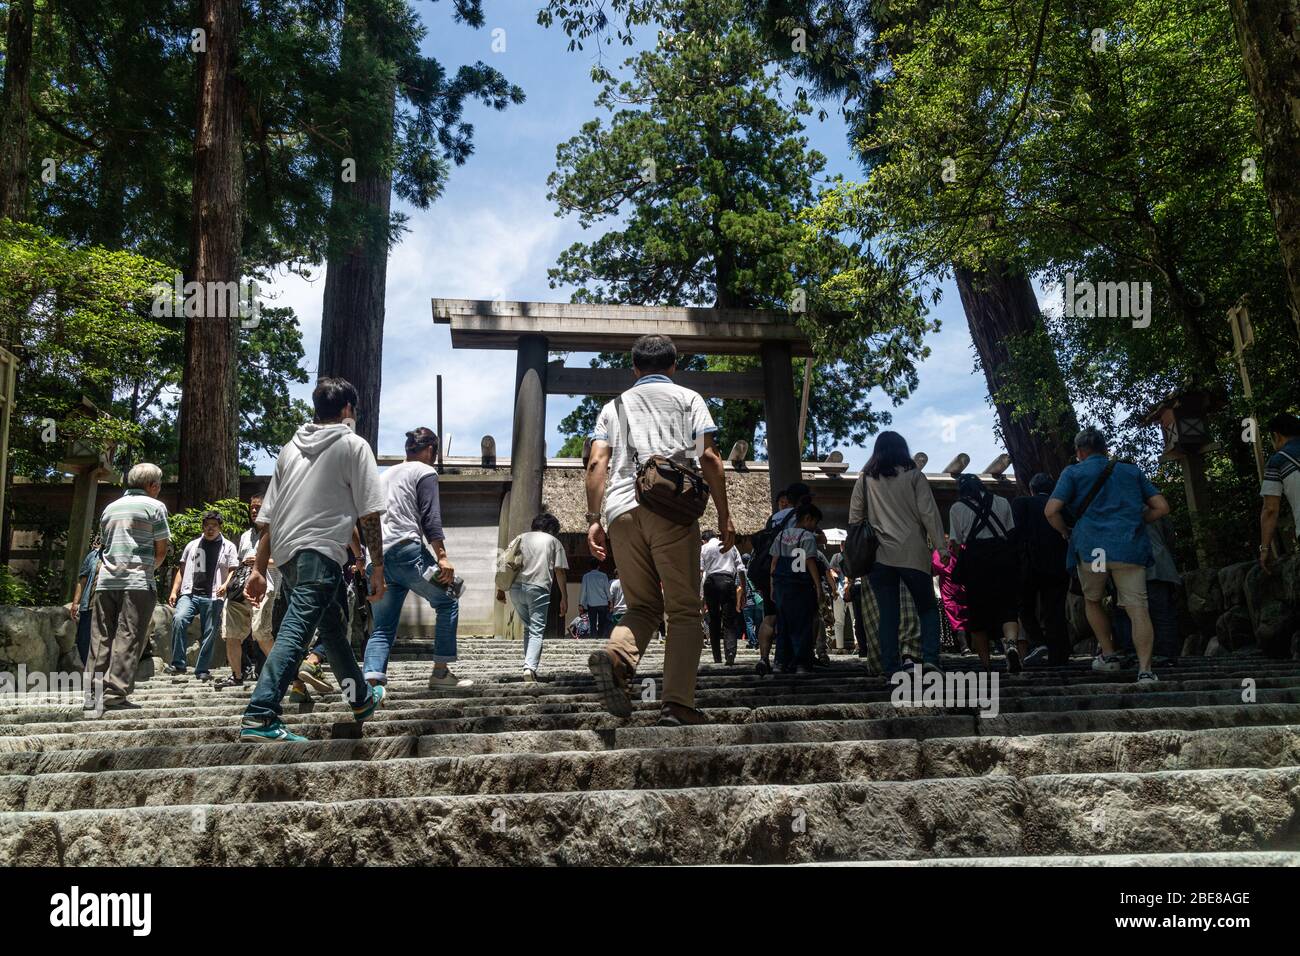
[259,4,1010,474]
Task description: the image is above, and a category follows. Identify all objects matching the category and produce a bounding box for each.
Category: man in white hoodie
[239,377,388,743]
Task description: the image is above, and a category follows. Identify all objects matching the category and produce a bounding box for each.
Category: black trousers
[703,572,739,663]
[848,581,868,655]
[1020,572,1070,665]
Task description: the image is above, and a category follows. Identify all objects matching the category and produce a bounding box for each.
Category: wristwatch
[585,512,603,525]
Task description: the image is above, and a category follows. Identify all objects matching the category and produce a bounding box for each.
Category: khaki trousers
[605,507,703,708]
[222,591,275,647]
[85,588,157,705]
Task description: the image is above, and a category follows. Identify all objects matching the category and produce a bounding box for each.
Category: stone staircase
[1,638,1299,865]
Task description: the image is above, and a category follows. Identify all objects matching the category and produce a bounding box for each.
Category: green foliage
[546,0,931,455]
[0,565,35,607]
[0,218,178,476]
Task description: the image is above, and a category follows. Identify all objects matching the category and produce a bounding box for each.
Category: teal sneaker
[240,721,307,744]
[352,683,385,722]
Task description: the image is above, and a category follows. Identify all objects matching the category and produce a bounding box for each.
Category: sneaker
[241,663,257,682]
[103,698,141,711]
[214,674,244,690]
[1091,654,1124,672]
[240,721,307,744]
[795,664,816,675]
[352,684,386,722]
[755,660,771,677]
[428,667,474,689]
[656,701,708,727]
[297,660,333,692]
[162,664,186,676]
[588,649,633,718]
[1006,646,1022,675]
[523,669,537,683]
[1023,646,1050,667]
[1136,671,1159,685]
[287,686,312,705]
[195,671,213,682]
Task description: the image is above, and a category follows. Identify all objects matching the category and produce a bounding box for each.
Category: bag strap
[613,396,641,472]
[1076,458,1118,522]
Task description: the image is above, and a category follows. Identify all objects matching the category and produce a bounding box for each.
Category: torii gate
[432,299,812,541]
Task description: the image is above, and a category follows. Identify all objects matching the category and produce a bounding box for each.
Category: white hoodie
[258,422,386,570]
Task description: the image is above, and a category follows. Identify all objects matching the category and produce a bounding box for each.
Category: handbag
[615,395,710,526]
[841,471,880,577]
[495,534,525,591]
[224,564,252,604]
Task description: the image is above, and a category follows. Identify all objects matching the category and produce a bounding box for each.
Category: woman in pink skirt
[932,544,971,655]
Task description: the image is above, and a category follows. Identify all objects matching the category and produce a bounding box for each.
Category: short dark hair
[1075,425,1108,454]
[631,334,677,373]
[1029,472,1055,495]
[795,501,822,523]
[532,513,561,536]
[783,482,811,503]
[201,510,223,525]
[701,529,718,542]
[958,473,989,501]
[405,427,438,457]
[1266,412,1300,438]
[864,431,916,479]
[313,377,358,421]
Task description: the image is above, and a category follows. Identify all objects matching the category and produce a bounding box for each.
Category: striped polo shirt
[1261,438,1300,535]
[97,490,171,591]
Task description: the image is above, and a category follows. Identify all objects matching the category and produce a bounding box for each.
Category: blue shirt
[77,548,102,611]
[1049,454,1159,571]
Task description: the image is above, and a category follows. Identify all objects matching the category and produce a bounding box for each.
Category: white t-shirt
[237,527,280,590]
[515,531,568,587]
[379,459,438,549]
[591,375,717,524]
[258,422,387,570]
[580,569,611,607]
[700,539,741,578]
[609,578,627,615]
[948,495,1016,546]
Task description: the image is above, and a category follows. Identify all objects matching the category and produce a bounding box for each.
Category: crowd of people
[66,332,1300,735]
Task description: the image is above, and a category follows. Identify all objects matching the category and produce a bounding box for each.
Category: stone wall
[1182,554,1300,658]
[0,603,215,675]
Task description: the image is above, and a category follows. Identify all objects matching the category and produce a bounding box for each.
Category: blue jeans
[244,550,368,726]
[868,563,940,671]
[510,583,551,671]
[364,540,459,682]
[170,593,224,674]
[586,606,611,640]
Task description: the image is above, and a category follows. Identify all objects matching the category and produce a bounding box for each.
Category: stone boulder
[1181,567,1222,638]
[0,606,76,674]
[1216,561,1253,609]
[1214,605,1253,652]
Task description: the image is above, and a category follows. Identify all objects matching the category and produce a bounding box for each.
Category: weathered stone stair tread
[4,767,1297,865]
[815,851,1300,866]
[3,724,1297,813]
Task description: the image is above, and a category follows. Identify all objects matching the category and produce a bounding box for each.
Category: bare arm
[69,577,86,619]
[1143,493,1170,524]
[1260,495,1282,570]
[1044,497,1070,538]
[586,440,612,560]
[698,434,733,551]
[359,511,386,603]
[246,523,273,603]
[554,567,568,617]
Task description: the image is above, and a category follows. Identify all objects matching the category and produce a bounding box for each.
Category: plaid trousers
[853,580,921,674]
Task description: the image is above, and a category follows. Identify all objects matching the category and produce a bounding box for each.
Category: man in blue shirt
[1044,426,1170,683]
[1259,411,1300,572]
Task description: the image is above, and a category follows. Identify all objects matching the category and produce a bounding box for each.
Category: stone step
[4,767,1296,865]
[3,724,1297,813]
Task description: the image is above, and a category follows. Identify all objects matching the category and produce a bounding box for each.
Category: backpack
[747,509,796,593]
[495,534,525,591]
[952,496,1014,586]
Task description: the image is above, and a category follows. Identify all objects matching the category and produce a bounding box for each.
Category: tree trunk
[0,0,34,221]
[1230,0,1300,344]
[317,91,394,454]
[955,263,1080,490]
[179,0,244,508]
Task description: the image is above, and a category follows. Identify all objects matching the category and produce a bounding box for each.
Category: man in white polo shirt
[584,334,734,726]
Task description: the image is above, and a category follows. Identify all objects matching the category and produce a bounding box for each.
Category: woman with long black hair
[850,431,945,676]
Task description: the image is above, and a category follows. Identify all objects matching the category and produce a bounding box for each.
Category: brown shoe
[657,701,707,727]
[588,649,633,718]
